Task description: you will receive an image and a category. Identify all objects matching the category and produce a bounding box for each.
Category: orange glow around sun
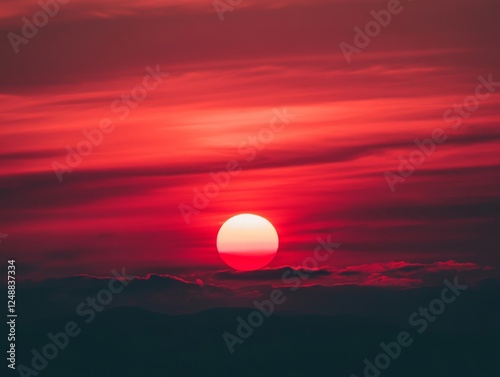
[216,214,279,271]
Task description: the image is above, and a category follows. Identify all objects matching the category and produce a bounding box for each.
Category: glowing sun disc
[217,214,279,271]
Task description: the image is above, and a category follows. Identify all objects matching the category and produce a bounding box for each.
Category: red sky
[1,0,499,285]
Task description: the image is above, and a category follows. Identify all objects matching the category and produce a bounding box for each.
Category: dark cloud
[0,149,62,160]
[17,273,235,322]
[326,261,495,288]
[213,266,332,280]
[332,260,489,277]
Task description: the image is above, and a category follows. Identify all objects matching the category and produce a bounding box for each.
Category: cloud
[213,266,332,280]
[210,261,494,289]
[333,260,488,277]
[328,261,494,287]
[18,273,500,325]
[17,272,236,321]
[362,273,423,288]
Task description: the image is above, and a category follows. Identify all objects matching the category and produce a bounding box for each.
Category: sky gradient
[1,0,499,287]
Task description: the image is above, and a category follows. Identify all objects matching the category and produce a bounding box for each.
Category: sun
[216,214,279,271]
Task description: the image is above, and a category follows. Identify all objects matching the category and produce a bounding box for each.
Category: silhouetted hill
[11,306,500,377]
[15,276,500,335]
